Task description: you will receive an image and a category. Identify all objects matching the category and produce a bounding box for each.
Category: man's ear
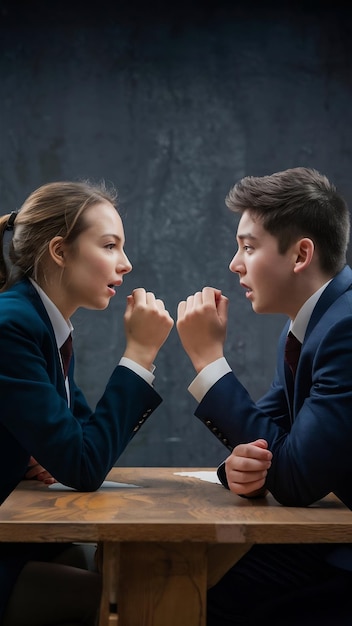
[293,237,315,274]
[48,236,66,268]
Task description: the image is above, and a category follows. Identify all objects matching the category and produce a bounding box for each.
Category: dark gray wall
[1,0,351,467]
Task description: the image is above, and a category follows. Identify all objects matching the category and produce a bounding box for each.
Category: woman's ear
[293,237,315,274]
[48,236,66,268]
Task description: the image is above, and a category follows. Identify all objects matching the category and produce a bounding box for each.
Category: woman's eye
[105,243,115,250]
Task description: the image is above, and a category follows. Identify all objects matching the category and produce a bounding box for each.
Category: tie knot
[285,331,301,378]
[60,334,72,378]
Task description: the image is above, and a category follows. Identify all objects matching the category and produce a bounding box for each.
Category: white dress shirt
[29,279,155,406]
[188,280,332,403]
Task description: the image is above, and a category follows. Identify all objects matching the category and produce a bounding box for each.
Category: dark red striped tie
[284,331,301,379]
[60,334,72,378]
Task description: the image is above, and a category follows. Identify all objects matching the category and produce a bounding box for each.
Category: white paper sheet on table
[48,480,141,491]
[174,471,221,484]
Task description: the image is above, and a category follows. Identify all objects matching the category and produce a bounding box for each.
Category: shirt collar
[29,278,73,348]
[289,279,332,343]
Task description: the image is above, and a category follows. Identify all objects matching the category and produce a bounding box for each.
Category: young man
[176,167,352,625]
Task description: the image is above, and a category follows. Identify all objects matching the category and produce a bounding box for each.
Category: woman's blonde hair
[0,180,118,291]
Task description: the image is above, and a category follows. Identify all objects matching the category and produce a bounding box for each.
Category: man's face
[229,211,298,318]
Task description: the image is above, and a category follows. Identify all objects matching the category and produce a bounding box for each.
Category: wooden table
[0,467,351,626]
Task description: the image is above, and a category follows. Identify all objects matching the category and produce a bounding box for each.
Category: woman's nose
[121,251,132,274]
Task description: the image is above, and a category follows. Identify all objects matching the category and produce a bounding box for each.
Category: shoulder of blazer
[305,265,352,338]
[0,279,55,342]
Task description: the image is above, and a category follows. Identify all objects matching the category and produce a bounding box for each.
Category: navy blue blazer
[0,278,162,504]
[195,265,352,512]
[0,278,164,618]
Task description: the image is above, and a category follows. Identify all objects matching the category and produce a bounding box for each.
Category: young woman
[0,180,174,626]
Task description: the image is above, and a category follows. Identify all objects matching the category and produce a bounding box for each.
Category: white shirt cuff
[119,357,155,386]
[188,357,231,402]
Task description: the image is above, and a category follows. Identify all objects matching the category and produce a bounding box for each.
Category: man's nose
[229,251,244,274]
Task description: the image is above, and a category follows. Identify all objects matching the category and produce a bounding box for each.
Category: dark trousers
[207,543,352,625]
[1,543,100,626]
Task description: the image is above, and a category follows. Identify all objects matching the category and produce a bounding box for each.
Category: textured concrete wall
[1,0,351,467]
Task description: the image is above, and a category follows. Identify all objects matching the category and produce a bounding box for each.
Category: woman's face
[57,201,132,318]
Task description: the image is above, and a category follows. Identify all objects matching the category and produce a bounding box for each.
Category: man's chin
[252,302,266,314]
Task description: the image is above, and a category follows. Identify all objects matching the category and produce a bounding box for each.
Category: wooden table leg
[117,542,207,626]
[99,542,120,626]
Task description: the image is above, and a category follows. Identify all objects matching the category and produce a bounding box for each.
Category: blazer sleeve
[196,315,352,509]
[0,308,162,497]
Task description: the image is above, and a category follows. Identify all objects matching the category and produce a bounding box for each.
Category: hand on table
[225,439,272,498]
[24,456,57,485]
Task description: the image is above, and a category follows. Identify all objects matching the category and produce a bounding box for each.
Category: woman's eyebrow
[101,233,123,242]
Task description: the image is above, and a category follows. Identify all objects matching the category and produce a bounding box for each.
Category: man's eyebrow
[237,233,257,241]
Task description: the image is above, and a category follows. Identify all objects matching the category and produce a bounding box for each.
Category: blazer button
[205,420,212,426]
